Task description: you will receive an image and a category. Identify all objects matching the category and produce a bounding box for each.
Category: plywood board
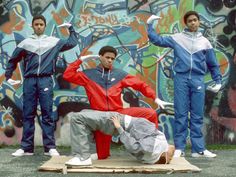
[38,155,201,174]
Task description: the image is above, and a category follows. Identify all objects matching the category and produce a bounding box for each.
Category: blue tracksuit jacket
[147,24,221,82]
[5,26,77,80]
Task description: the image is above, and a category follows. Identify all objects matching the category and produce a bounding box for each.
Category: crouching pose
[65,110,175,166]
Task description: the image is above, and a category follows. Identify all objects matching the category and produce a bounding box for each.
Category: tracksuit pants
[69,110,124,160]
[173,73,205,153]
[21,76,56,152]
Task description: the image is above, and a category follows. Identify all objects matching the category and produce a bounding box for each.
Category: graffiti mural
[0,0,235,145]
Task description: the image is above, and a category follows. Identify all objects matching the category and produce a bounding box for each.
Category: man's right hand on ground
[7,78,21,85]
[147,15,161,24]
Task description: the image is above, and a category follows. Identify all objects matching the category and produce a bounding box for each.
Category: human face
[99,52,116,69]
[32,19,46,36]
[186,15,200,32]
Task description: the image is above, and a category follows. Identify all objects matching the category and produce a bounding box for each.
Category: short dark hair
[183,11,200,24]
[99,46,117,57]
[32,15,46,26]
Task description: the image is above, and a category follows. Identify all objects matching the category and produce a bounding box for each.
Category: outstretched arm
[57,23,78,52]
[121,75,173,109]
[147,15,174,48]
[63,55,99,85]
[121,74,156,99]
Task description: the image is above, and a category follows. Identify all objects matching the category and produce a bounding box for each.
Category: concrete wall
[0,0,235,146]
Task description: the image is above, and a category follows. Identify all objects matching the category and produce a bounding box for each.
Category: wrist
[69,26,74,32]
[117,127,124,134]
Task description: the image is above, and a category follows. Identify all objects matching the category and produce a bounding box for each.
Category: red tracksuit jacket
[63,59,156,110]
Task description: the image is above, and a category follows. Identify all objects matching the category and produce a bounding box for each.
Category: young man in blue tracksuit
[147,11,222,158]
[5,15,77,156]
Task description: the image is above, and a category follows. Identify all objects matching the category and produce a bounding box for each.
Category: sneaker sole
[65,163,92,166]
[44,153,60,156]
[12,153,34,157]
[173,153,185,158]
[191,154,217,158]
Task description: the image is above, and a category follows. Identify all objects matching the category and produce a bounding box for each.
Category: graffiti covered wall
[0,0,235,146]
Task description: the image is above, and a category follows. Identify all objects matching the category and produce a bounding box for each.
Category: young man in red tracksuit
[63,46,172,159]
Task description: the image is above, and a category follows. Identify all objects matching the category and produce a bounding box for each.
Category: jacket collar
[30,34,48,39]
[97,64,113,71]
[182,28,202,38]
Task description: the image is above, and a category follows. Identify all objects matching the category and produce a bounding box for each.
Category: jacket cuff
[5,76,10,81]
[117,127,124,134]
[215,80,222,85]
[148,24,154,31]
[69,26,75,32]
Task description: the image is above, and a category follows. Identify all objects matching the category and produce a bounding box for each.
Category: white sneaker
[65,157,92,166]
[44,149,60,156]
[90,153,98,160]
[12,149,34,157]
[173,149,185,157]
[192,149,217,158]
